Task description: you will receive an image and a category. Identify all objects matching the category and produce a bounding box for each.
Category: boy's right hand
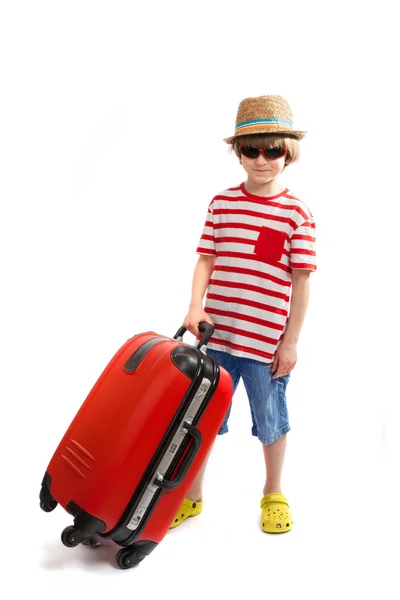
[183,308,214,337]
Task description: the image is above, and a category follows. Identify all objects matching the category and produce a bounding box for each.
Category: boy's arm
[184,255,216,336]
[272,269,311,378]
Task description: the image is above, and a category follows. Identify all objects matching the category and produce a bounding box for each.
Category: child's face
[240,149,286,186]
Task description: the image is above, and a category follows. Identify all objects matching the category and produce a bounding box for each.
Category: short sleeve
[289,217,317,270]
[196,200,216,256]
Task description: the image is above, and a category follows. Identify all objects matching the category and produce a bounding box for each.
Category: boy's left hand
[271,341,297,378]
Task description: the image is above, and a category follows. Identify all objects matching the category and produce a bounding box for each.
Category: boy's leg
[262,433,287,495]
[239,357,291,453]
[240,358,293,532]
[185,444,214,502]
[260,434,293,533]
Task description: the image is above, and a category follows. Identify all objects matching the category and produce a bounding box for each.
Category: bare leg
[185,444,214,502]
[262,434,287,496]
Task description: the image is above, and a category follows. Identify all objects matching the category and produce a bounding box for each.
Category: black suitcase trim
[124,337,170,373]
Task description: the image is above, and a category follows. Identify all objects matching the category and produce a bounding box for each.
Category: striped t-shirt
[196,182,317,363]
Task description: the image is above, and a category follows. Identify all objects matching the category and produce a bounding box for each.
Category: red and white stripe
[196,183,317,363]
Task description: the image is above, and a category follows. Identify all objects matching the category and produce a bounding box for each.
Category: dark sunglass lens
[265,147,286,159]
[240,146,260,158]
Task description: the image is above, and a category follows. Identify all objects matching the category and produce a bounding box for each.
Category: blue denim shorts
[207,348,291,445]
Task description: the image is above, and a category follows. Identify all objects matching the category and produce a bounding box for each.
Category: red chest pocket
[254,226,287,264]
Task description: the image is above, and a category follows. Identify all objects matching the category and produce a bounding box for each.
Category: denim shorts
[207,348,291,445]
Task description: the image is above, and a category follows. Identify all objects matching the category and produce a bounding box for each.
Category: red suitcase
[39,322,233,569]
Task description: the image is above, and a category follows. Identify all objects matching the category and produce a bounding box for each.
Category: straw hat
[224,95,306,144]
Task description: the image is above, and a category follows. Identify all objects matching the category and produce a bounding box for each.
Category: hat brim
[223,130,307,144]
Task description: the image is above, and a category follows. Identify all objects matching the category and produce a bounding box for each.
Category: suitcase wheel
[39,478,58,513]
[116,547,141,570]
[40,498,58,513]
[82,536,101,549]
[61,526,80,548]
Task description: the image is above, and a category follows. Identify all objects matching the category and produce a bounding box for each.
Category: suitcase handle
[174,321,214,350]
[154,422,202,491]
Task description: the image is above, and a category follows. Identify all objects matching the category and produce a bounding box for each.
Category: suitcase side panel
[46,331,160,473]
[46,336,193,531]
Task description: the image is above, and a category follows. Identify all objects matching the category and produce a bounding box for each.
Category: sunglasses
[239,146,287,160]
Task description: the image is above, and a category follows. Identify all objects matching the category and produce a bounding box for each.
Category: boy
[171,95,317,533]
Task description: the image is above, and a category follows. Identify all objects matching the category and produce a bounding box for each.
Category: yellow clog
[260,493,293,533]
[170,498,203,529]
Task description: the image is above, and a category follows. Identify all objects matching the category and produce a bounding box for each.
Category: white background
[1,1,399,598]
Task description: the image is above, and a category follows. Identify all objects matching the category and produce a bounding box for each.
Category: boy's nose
[255,153,267,164]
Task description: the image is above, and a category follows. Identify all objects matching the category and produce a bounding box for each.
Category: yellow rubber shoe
[260,493,293,533]
[170,498,203,529]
